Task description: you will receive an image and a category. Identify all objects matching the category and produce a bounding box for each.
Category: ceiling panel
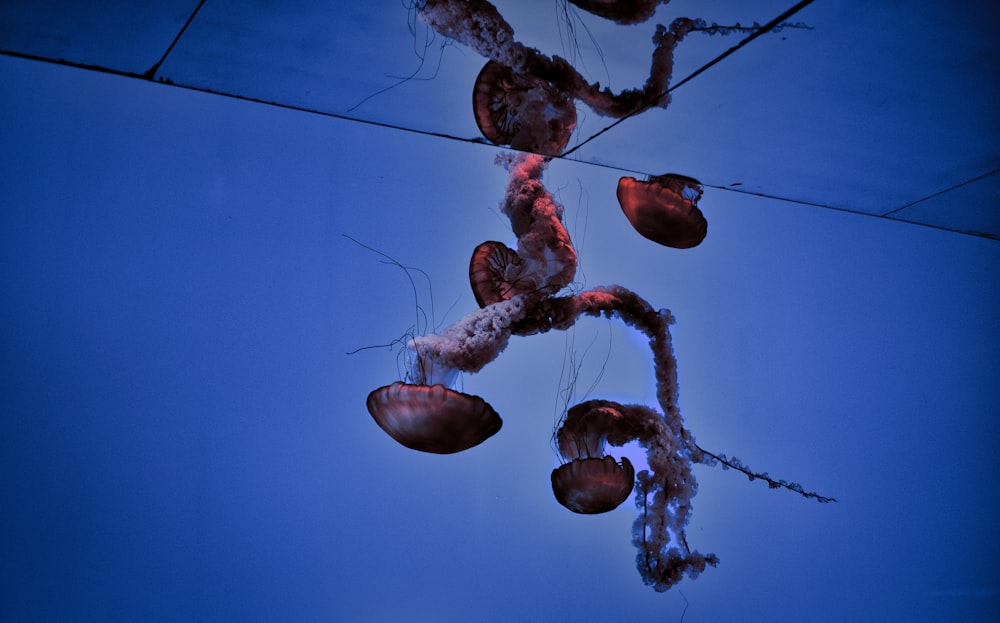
[1,0,997,239]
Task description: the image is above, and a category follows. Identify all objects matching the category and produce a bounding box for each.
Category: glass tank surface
[1,1,998,621]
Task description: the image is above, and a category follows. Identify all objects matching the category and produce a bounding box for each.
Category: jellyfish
[564,0,671,25]
[472,60,577,156]
[617,174,707,248]
[366,303,512,454]
[552,455,635,514]
[468,153,577,307]
[468,240,523,307]
[367,293,529,454]
[551,399,637,514]
[552,399,716,590]
[367,381,502,454]
[417,0,698,149]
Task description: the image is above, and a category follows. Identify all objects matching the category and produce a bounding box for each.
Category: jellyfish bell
[565,0,670,25]
[653,173,704,204]
[616,174,707,249]
[551,455,635,514]
[469,238,574,308]
[551,399,638,513]
[473,60,577,156]
[366,381,502,454]
[469,240,526,307]
[367,298,531,454]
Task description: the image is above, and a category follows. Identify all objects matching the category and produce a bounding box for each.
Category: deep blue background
[2,15,998,621]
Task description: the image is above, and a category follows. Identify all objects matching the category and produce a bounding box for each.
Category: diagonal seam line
[714,184,997,240]
[880,167,1000,216]
[143,0,208,79]
[560,0,815,158]
[2,47,995,242]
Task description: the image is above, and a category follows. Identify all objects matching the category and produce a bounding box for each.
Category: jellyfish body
[473,60,577,156]
[366,382,502,454]
[551,399,639,513]
[565,0,671,25]
[469,240,528,307]
[551,456,635,514]
[617,174,707,249]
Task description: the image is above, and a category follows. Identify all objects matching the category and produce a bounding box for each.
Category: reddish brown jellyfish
[565,0,671,25]
[365,293,530,454]
[420,0,699,122]
[552,400,636,514]
[551,456,635,514]
[467,154,577,308]
[473,60,577,156]
[469,240,526,307]
[550,394,717,589]
[366,381,502,454]
[616,174,707,249]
